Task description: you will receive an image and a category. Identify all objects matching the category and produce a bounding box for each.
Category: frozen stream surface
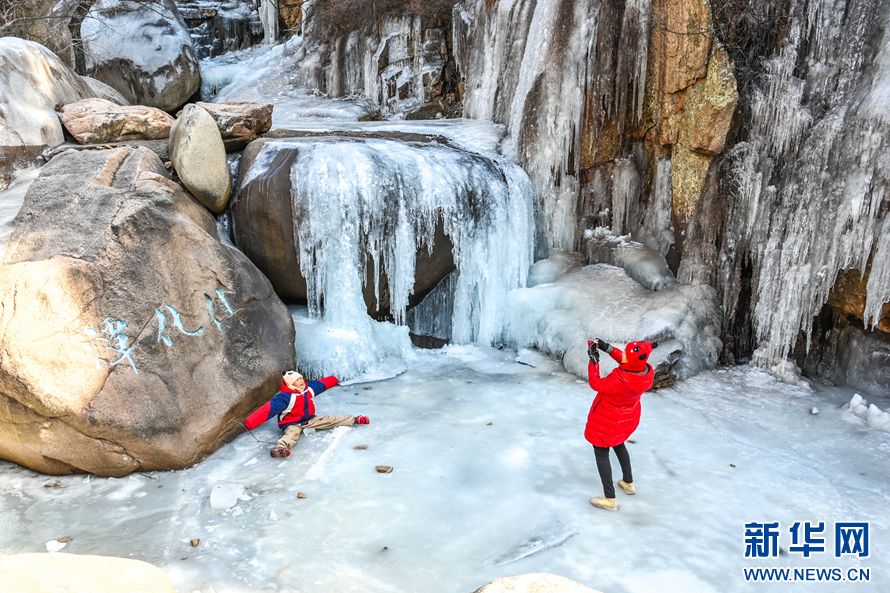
[1,345,888,593]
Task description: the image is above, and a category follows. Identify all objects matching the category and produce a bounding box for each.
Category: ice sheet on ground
[505,261,721,380]
[2,346,888,593]
[209,483,245,510]
[488,518,577,566]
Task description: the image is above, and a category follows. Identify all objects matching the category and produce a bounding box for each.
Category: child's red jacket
[246,376,339,430]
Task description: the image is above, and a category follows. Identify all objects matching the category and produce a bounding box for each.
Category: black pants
[593,443,633,499]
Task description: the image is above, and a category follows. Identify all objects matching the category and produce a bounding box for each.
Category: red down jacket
[584,347,654,447]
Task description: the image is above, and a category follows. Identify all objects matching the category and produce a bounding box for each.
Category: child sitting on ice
[245,370,369,458]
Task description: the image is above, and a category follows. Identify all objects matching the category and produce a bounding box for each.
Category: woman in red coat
[585,338,657,511]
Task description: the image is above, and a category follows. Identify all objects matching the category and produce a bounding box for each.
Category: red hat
[621,341,658,372]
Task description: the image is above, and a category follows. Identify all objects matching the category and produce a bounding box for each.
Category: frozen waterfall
[235,136,534,379]
[723,0,890,370]
[457,0,650,254]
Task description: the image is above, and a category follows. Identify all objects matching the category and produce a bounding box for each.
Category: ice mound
[846,393,890,432]
[504,259,721,380]
[582,227,676,291]
[290,306,412,383]
[526,249,584,287]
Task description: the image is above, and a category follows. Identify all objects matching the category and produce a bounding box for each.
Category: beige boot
[590,495,620,511]
[618,480,635,495]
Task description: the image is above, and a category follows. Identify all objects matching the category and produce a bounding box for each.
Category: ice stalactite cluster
[241,137,533,379]
[456,0,650,255]
[297,12,448,116]
[724,0,890,370]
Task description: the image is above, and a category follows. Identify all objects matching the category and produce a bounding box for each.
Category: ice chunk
[45,540,66,552]
[210,482,245,510]
[582,228,676,291]
[866,404,890,432]
[527,250,584,287]
[488,519,577,566]
[849,393,869,418]
[844,394,890,432]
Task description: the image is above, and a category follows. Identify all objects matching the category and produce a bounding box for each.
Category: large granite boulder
[194,101,273,151]
[231,132,462,318]
[0,38,93,191]
[0,553,174,593]
[0,147,294,476]
[169,104,232,213]
[82,0,201,112]
[61,98,174,144]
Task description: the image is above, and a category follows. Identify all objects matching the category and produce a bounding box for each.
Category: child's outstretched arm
[245,393,290,430]
[307,376,339,396]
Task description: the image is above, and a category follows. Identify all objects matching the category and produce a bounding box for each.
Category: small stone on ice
[364,386,373,390]
[376,465,394,473]
[811,406,819,415]
[58,536,70,543]
[191,538,200,547]
[297,492,307,499]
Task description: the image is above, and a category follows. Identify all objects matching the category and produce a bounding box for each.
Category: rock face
[82,0,201,112]
[0,553,175,593]
[194,101,273,151]
[169,104,232,213]
[472,573,604,593]
[61,99,175,144]
[827,269,890,333]
[0,147,294,476]
[0,38,94,191]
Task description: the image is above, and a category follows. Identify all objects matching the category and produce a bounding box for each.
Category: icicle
[725,0,890,370]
